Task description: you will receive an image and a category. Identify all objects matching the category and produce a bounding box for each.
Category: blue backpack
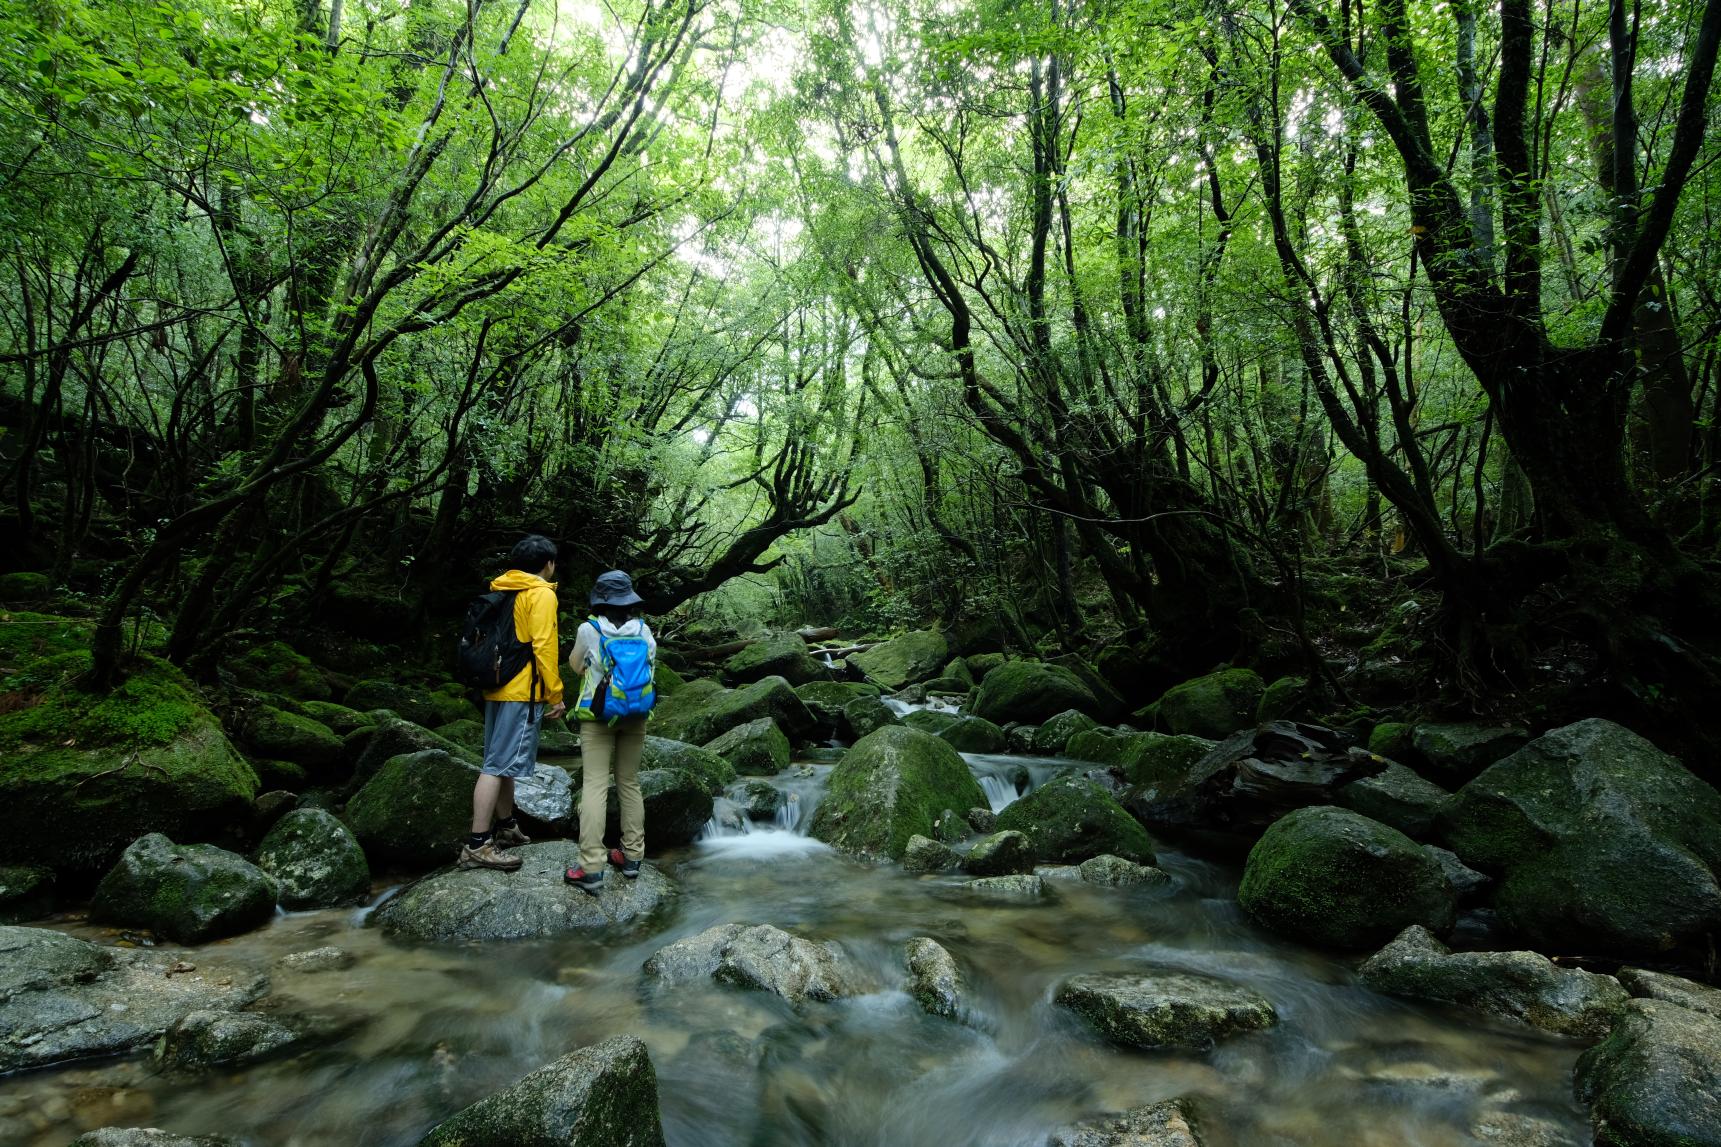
[576,619,655,724]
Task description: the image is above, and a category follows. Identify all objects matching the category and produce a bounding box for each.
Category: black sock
[494,814,517,830]
[467,831,492,849]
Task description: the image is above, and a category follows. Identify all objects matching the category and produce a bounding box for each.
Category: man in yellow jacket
[460,535,566,871]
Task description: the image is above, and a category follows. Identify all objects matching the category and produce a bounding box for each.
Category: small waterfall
[979,774,1018,812]
[774,792,802,831]
[698,797,751,840]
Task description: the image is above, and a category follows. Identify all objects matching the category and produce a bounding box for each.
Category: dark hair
[594,603,637,624]
[508,534,558,572]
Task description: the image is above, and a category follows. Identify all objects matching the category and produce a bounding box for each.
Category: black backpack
[455,591,537,695]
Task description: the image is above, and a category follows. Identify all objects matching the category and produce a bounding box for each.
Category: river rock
[1006,724,1038,754]
[937,716,1007,754]
[965,807,997,833]
[91,835,278,944]
[1055,970,1277,1050]
[1468,1112,1582,1146]
[253,808,369,909]
[1031,710,1099,756]
[993,775,1155,866]
[419,1034,665,1147]
[972,661,1102,725]
[961,830,1034,876]
[723,630,827,687]
[1154,669,1265,740]
[1049,1098,1207,1147]
[809,726,987,861]
[343,680,473,730]
[349,716,477,788]
[640,736,735,794]
[1439,718,1721,955]
[1359,925,1629,1039]
[1573,998,1721,1147]
[1413,721,1530,783]
[69,1131,240,1147]
[374,841,675,942]
[346,749,477,867]
[0,863,54,923]
[514,762,575,827]
[644,923,864,1003]
[902,834,960,873]
[738,780,784,821]
[0,925,268,1072]
[1079,854,1171,888]
[1616,967,1721,1020]
[849,631,950,691]
[155,1009,300,1070]
[231,641,331,702]
[275,946,355,974]
[652,675,815,746]
[842,695,902,741]
[1336,762,1452,838]
[1424,844,1491,901]
[964,874,1047,898]
[704,717,791,776]
[606,768,713,847]
[903,709,961,736]
[1238,806,1454,948]
[904,936,965,1020]
[1066,729,1216,787]
[240,706,343,773]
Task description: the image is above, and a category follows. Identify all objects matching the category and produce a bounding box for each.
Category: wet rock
[1079,854,1172,888]
[1055,970,1277,1050]
[1413,722,1530,784]
[1049,1097,1207,1147]
[640,737,735,795]
[932,807,970,843]
[0,925,268,1072]
[1423,844,1491,902]
[961,830,1034,876]
[1440,718,1721,956]
[343,680,473,730]
[374,841,675,942]
[723,630,827,687]
[963,874,1047,898]
[1469,1111,1583,1146]
[644,923,864,1003]
[1036,864,1084,883]
[1574,998,1721,1147]
[1031,710,1099,756]
[0,864,54,923]
[964,807,997,833]
[1336,762,1452,839]
[902,834,960,873]
[994,775,1156,866]
[69,1131,239,1147]
[1616,967,1721,1020]
[1006,724,1038,754]
[91,835,278,945]
[419,1034,665,1147]
[704,717,791,776]
[904,936,965,1020]
[275,946,355,974]
[1238,806,1455,949]
[155,1009,299,1070]
[809,727,987,861]
[1359,925,1629,1039]
[937,716,1007,754]
[346,749,478,867]
[849,631,950,691]
[652,675,816,746]
[972,661,1102,725]
[348,717,477,788]
[842,695,902,741]
[514,762,574,828]
[1154,668,1265,740]
[739,780,784,821]
[253,808,369,909]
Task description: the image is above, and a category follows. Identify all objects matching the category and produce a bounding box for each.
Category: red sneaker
[564,867,603,895]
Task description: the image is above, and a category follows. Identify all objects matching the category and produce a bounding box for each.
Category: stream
[0,745,1592,1146]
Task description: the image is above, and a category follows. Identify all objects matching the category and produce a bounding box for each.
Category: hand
[545,702,567,721]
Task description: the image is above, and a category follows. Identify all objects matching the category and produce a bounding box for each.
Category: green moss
[0,572,52,602]
[654,663,688,696]
[0,651,202,750]
[994,775,1157,865]
[241,706,342,769]
[903,710,961,735]
[972,661,1100,725]
[809,726,988,860]
[937,716,1006,754]
[1064,729,1213,787]
[1368,721,1415,759]
[299,700,372,735]
[1155,668,1265,739]
[231,641,332,701]
[1256,676,1310,723]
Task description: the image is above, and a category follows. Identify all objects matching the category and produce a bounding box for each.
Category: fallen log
[797,626,840,641]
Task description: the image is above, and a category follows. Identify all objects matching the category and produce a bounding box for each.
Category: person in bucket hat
[564,570,657,894]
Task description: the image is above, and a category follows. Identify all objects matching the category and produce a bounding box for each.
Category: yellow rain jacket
[481,570,564,705]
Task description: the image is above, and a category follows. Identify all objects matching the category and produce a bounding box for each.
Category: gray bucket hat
[590,569,643,607]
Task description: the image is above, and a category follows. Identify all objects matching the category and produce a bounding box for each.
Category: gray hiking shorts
[481,700,542,778]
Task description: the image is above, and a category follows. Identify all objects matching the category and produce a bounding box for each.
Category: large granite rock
[1336,762,1452,839]
[1031,710,1099,756]
[904,936,966,1020]
[849,631,950,691]
[644,923,865,1003]
[1238,806,1456,949]
[972,661,1102,725]
[993,775,1156,866]
[254,808,369,909]
[91,834,278,944]
[346,749,478,867]
[374,842,676,942]
[69,1131,239,1147]
[640,737,735,794]
[1079,854,1171,888]
[1065,729,1215,787]
[1616,967,1721,1020]
[902,834,960,873]
[1574,999,1721,1147]
[155,1008,300,1070]
[651,676,815,746]
[808,726,987,861]
[1439,718,1721,955]
[1154,669,1265,740]
[842,695,902,741]
[419,1034,666,1147]
[960,830,1035,876]
[1413,721,1530,783]
[1359,925,1629,1039]
[348,717,477,788]
[0,925,268,1072]
[937,715,1007,754]
[1050,1098,1207,1147]
[240,706,343,772]
[1055,970,1277,1050]
[703,717,791,776]
[722,631,827,687]
[514,762,575,827]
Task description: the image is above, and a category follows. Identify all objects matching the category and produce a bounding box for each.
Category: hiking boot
[564,867,604,895]
[492,823,531,849]
[609,849,641,878]
[458,841,522,871]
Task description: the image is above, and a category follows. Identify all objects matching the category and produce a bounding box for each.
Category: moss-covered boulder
[849,631,950,691]
[795,680,863,732]
[350,716,477,788]
[808,726,988,861]
[723,630,827,687]
[972,661,1102,725]
[1154,669,1265,739]
[651,675,815,746]
[230,641,331,701]
[343,679,473,729]
[903,709,961,735]
[1064,729,1216,789]
[419,1035,666,1147]
[938,715,1007,754]
[300,700,372,735]
[842,695,902,741]
[1368,721,1415,760]
[1336,762,1452,839]
[1238,806,1455,949]
[432,718,484,751]
[640,736,735,794]
[1439,718,1721,956]
[704,717,791,776]
[1031,710,1098,756]
[156,1009,302,1071]
[0,864,54,923]
[993,775,1156,865]
[346,749,478,867]
[1257,675,1311,723]
[1049,653,1128,722]
[960,829,1034,876]
[601,769,713,848]
[902,834,960,873]
[91,835,278,944]
[1616,967,1721,1020]
[254,808,369,909]
[1574,999,1721,1147]
[0,571,52,602]
[941,658,976,689]
[240,706,343,771]
[1413,721,1530,783]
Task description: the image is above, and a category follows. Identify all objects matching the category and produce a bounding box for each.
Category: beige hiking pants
[579,718,647,869]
